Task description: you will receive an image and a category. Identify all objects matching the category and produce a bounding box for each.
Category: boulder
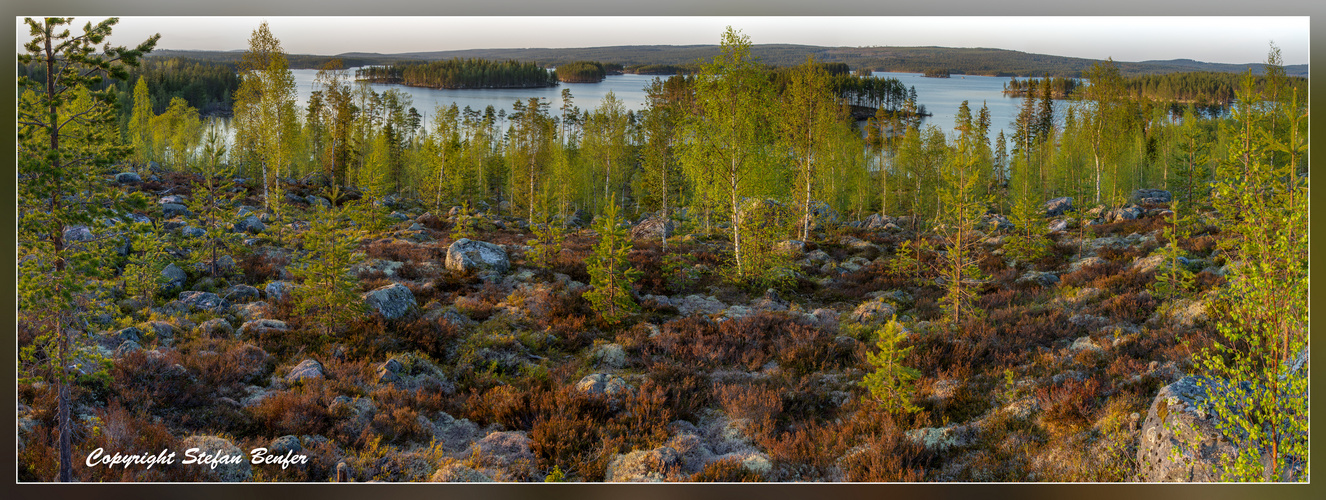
[307,195,332,209]
[977,213,1014,232]
[363,283,417,320]
[178,291,229,312]
[180,435,251,482]
[239,319,288,339]
[161,263,188,290]
[849,297,897,325]
[1135,377,1237,481]
[430,412,483,453]
[234,215,265,234]
[1131,254,1168,274]
[64,225,95,243]
[593,343,628,369]
[605,447,683,482]
[160,203,192,219]
[1068,256,1108,273]
[197,318,235,339]
[1047,218,1072,233]
[1045,197,1074,217]
[630,215,675,241]
[575,373,631,398]
[431,463,492,482]
[1016,270,1060,287]
[286,359,324,384]
[269,435,302,456]
[223,284,261,303]
[181,226,206,238]
[1131,189,1173,205]
[445,238,510,274]
[265,281,293,302]
[1105,206,1144,223]
[674,295,725,317]
[115,172,142,184]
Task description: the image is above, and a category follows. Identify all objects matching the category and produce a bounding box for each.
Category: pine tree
[186,118,244,277]
[16,17,157,482]
[936,126,988,326]
[860,317,920,414]
[584,195,642,325]
[292,186,367,337]
[526,211,565,271]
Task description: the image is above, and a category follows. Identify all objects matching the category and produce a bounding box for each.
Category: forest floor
[16,170,1228,482]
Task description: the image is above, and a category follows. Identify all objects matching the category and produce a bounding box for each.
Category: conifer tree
[860,317,921,414]
[585,195,642,325]
[292,186,366,337]
[936,123,987,326]
[186,118,244,277]
[16,16,157,482]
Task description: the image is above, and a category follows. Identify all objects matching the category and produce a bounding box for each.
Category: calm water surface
[287,69,1051,142]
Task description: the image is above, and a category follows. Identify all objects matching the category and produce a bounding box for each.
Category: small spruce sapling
[526,211,564,270]
[584,195,642,325]
[291,186,366,337]
[861,317,920,414]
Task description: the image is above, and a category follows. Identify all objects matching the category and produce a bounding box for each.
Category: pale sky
[15,16,1311,65]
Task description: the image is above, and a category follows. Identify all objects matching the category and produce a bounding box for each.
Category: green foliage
[121,223,170,306]
[526,213,565,270]
[660,253,700,294]
[449,201,480,241]
[860,317,920,414]
[186,119,245,277]
[584,196,641,325]
[291,187,367,337]
[1003,195,1051,265]
[555,61,608,83]
[730,200,797,291]
[357,58,557,89]
[887,238,933,284]
[1150,205,1195,303]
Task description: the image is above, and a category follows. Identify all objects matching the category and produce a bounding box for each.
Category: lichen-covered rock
[593,343,628,369]
[64,225,95,242]
[1131,254,1168,274]
[234,214,265,234]
[575,373,631,398]
[675,295,725,317]
[431,463,492,482]
[362,283,417,320]
[630,215,675,241]
[1169,299,1209,327]
[239,319,288,339]
[905,424,974,452]
[430,412,483,453]
[223,284,261,303]
[606,447,683,482]
[161,263,187,290]
[445,238,510,274]
[1135,377,1236,482]
[181,435,252,482]
[161,203,192,219]
[178,291,229,312]
[467,431,538,481]
[1045,196,1074,217]
[849,297,897,325]
[269,435,302,455]
[1068,256,1107,273]
[1130,189,1173,205]
[1016,270,1060,287]
[264,281,293,302]
[115,171,142,184]
[1105,206,1144,223]
[286,359,324,384]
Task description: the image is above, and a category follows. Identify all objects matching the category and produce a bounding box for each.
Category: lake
[288,69,1051,143]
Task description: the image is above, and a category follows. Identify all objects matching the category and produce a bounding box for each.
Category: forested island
[15,18,1308,485]
[356,58,558,89]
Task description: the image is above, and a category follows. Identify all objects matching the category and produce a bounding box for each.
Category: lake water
[288,69,1045,143]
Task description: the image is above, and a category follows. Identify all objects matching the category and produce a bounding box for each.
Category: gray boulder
[575,373,631,398]
[674,295,725,316]
[161,263,188,290]
[1131,189,1173,205]
[1135,377,1237,481]
[363,283,417,320]
[197,318,236,339]
[1105,206,1144,223]
[265,281,293,302]
[223,284,261,303]
[181,226,207,238]
[286,359,325,384]
[269,435,302,455]
[234,215,265,234]
[307,195,332,209]
[630,215,675,241]
[239,319,288,339]
[446,238,510,274]
[160,203,192,219]
[115,172,142,184]
[850,297,898,325]
[606,447,683,482]
[1016,270,1060,287]
[1045,197,1074,217]
[178,291,229,312]
[63,225,95,243]
[431,463,492,482]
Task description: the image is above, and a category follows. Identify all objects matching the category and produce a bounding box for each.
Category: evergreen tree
[860,317,921,414]
[16,17,157,482]
[585,196,642,325]
[186,118,244,277]
[292,186,367,337]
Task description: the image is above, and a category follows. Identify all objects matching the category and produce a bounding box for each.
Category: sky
[15,16,1311,65]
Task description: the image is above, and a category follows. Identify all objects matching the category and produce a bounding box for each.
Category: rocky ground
[17,170,1246,482]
